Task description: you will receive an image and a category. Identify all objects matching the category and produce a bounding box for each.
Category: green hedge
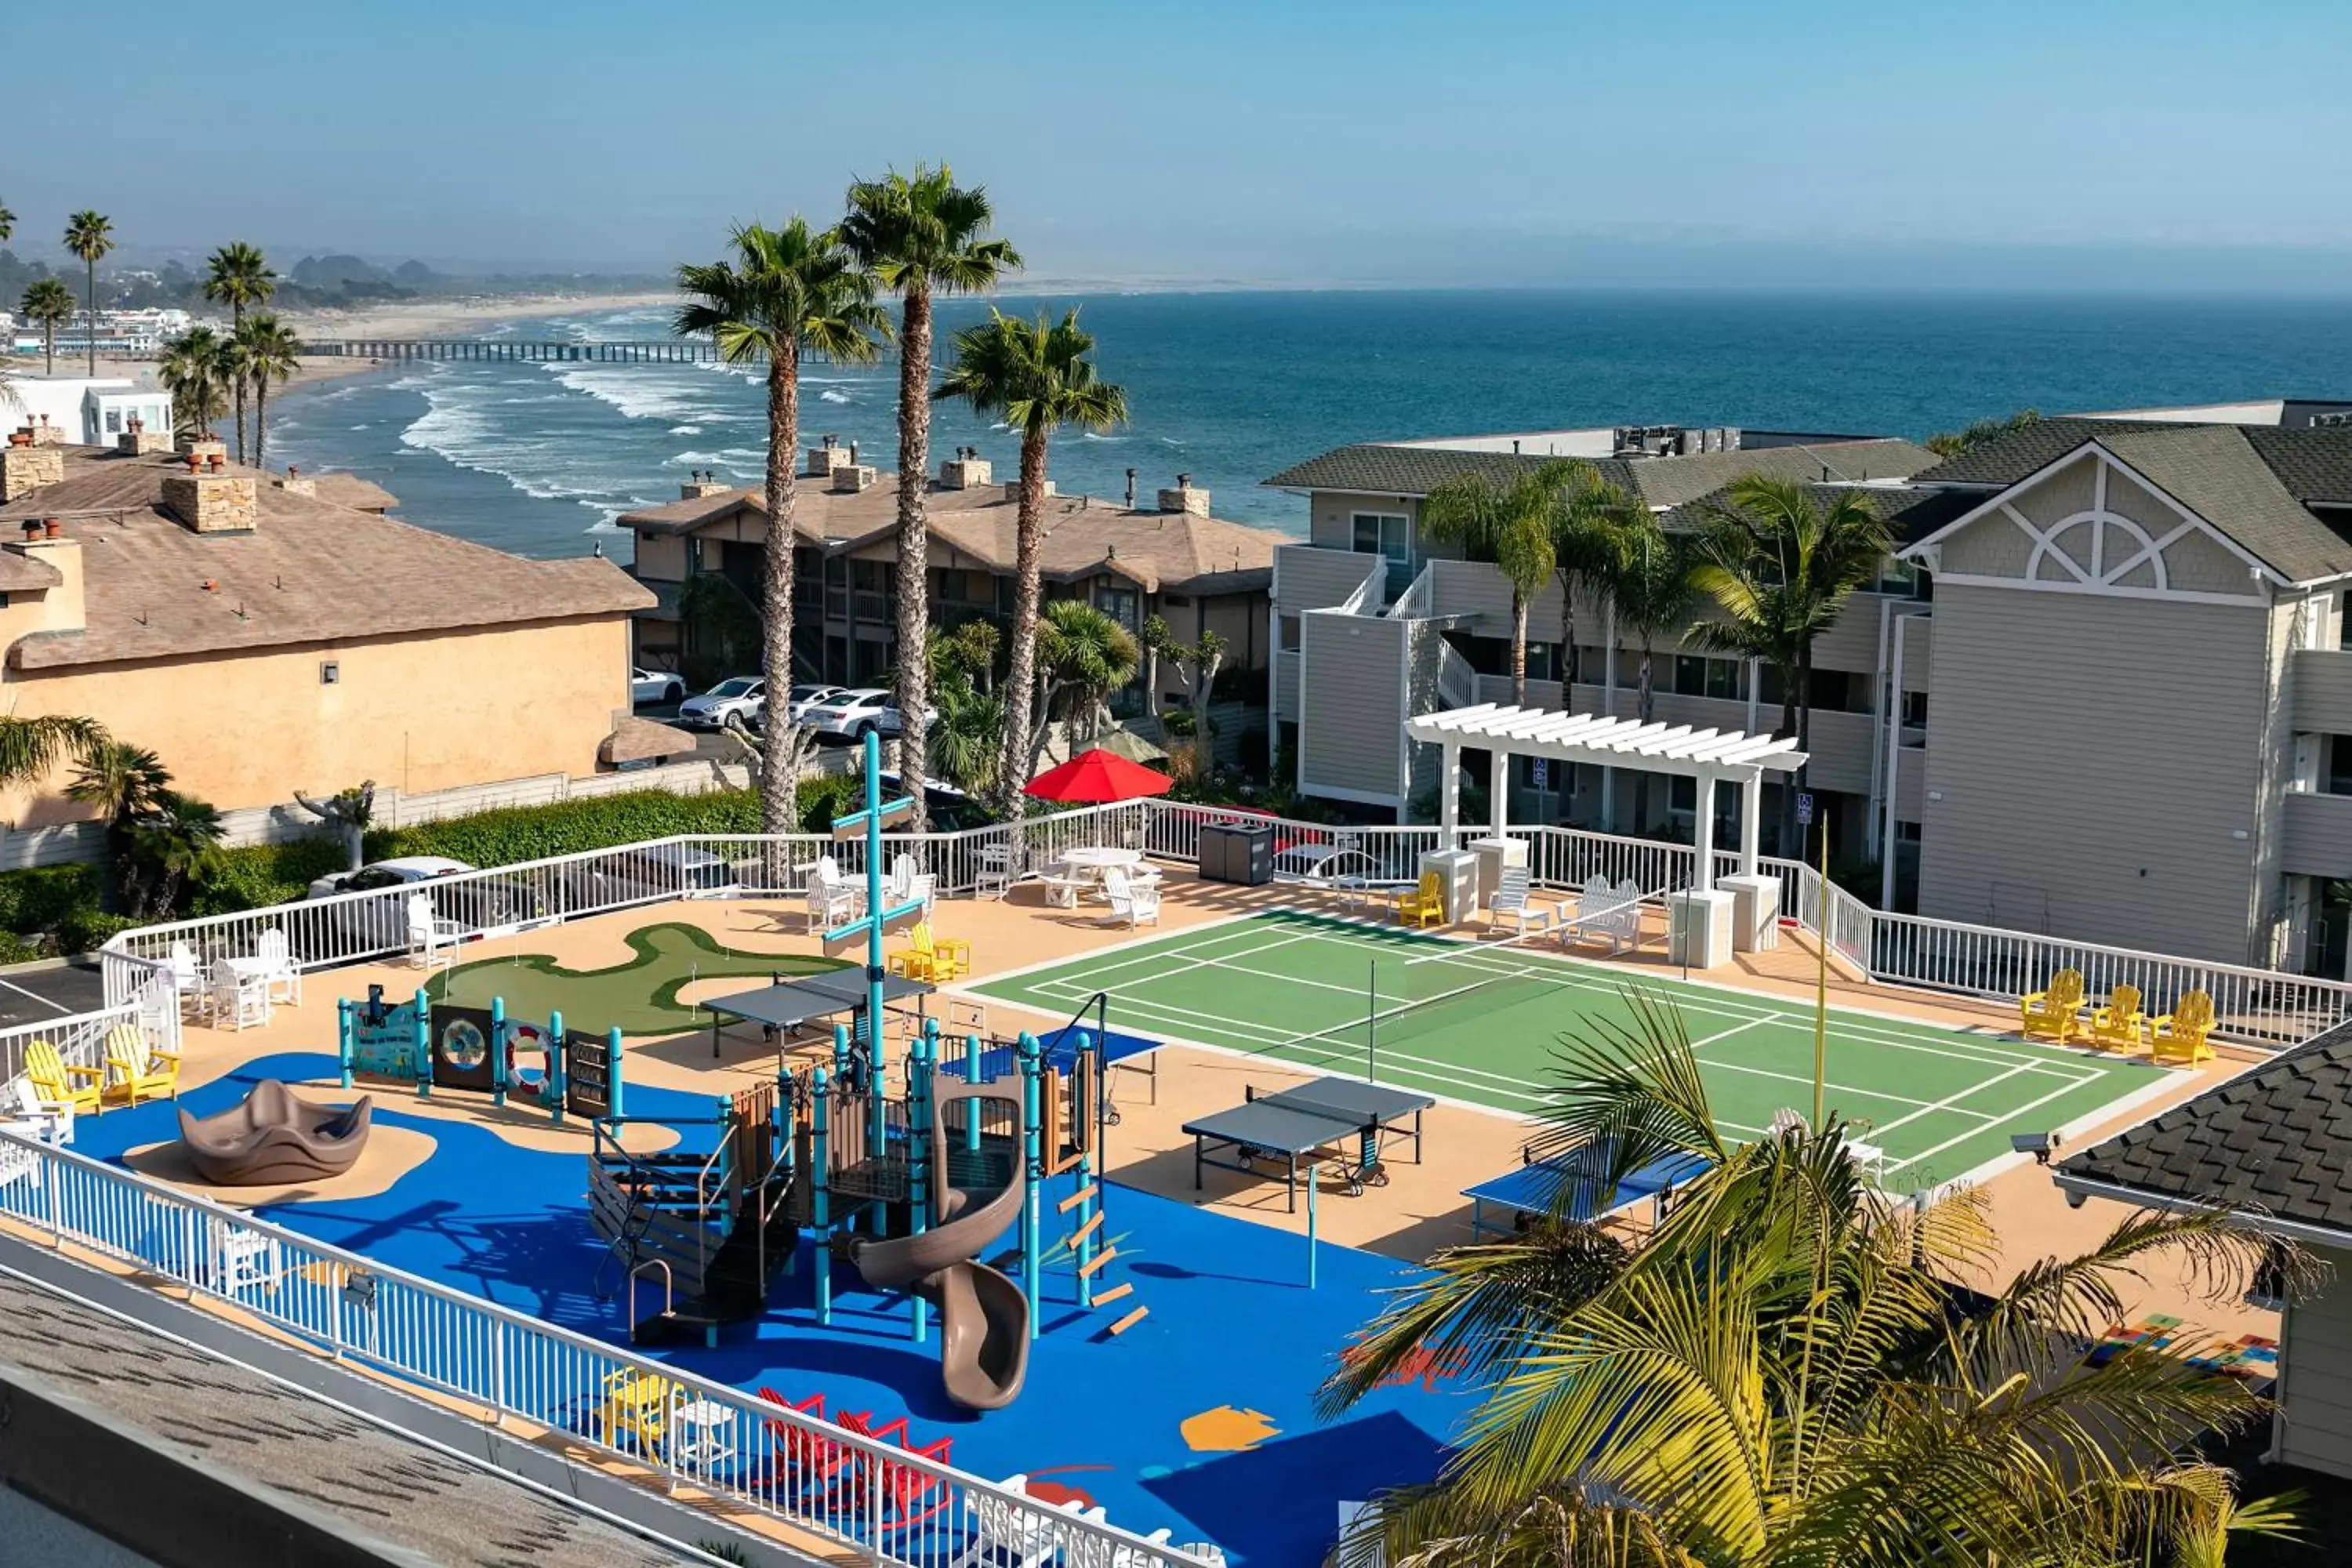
[0,783,920,954]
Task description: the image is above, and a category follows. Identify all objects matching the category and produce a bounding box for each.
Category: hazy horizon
[11,0,2352,295]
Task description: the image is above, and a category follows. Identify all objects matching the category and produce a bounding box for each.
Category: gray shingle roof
[1262,438,1937,509]
[2057,1022,2352,1238]
[1660,482,1979,545]
[2100,425,2352,583]
[1915,418,2352,509]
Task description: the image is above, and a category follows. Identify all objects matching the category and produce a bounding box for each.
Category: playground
[14,747,2251,1563]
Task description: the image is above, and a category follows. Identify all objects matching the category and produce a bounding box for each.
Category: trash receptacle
[1200,819,1274,886]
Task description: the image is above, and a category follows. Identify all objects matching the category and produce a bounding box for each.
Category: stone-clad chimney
[679,468,730,500]
[1156,473,1210,516]
[0,440,64,504]
[832,463,879,494]
[163,468,260,533]
[938,447,993,490]
[804,433,849,481]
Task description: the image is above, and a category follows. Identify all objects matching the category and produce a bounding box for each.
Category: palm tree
[675,220,888,834]
[1689,478,1890,854]
[67,742,170,909]
[124,791,224,919]
[204,243,278,463]
[1927,407,2042,458]
[158,327,232,442]
[0,714,104,786]
[237,313,303,470]
[1323,993,2306,1567]
[1025,600,1139,778]
[1418,464,1584,706]
[840,164,1023,832]
[1606,522,1697,832]
[1552,469,1644,709]
[928,682,1006,799]
[21,278,75,376]
[0,201,13,243]
[62,212,114,376]
[935,309,1128,809]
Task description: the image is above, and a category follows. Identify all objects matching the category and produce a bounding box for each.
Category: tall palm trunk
[230,301,247,463]
[1779,659,1803,856]
[42,325,55,376]
[252,372,270,470]
[761,346,802,835]
[893,285,933,829]
[1510,593,1530,706]
[84,260,97,377]
[997,430,1050,812]
[1634,637,1657,830]
[1793,646,1815,860]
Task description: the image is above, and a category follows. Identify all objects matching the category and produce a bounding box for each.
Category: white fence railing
[0,1131,1203,1567]
[86,802,2352,1058]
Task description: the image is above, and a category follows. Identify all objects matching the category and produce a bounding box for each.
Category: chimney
[1001,478,1057,504]
[162,469,260,533]
[938,449,993,490]
[117,415,169,457]
[13,527,85,636]
[832,463,879,494]
[1125,467,1138,509]
[1156,472,1210,517]
[804,434,851,480]
[679,468,730,500]
[26,415,64,448]
[0,443,64,504]
[274,463,318,499]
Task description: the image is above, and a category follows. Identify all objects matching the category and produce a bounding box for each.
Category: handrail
[0,1128,1204,1566]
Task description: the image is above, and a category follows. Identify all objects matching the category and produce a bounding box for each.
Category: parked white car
[775,684,846,728]
[630,666,686,705]
[303,856,543,954]
[677,676,765,730]
[804,688,931,743]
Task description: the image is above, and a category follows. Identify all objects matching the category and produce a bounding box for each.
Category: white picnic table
[1041,846,1152,906]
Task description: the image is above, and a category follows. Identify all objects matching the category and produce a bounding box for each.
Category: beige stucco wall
[0,616,632,825]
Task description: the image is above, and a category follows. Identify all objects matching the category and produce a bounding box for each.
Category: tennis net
[1370,927,1591,1052]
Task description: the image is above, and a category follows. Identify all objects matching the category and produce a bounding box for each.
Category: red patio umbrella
[1022,747,1174,804]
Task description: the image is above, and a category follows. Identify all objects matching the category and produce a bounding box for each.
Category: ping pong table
[700,970,932,1059]
[1463,1148,1713,1238]
[1183,1076,1434,1212]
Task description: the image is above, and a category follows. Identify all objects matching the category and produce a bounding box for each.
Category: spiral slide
[850,1080,1033,1411]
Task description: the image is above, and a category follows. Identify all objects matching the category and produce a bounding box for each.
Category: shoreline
[282,290,679,343]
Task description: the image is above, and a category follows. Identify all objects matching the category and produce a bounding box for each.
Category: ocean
[263,290,2352,559]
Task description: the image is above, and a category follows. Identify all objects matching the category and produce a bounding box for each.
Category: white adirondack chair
[255,927,303,1006]
[210,962,272,1030]
[167,940,210,1018]
[1488,866,1553,938]
[1103,867,1160,929]
[887,854,936,921]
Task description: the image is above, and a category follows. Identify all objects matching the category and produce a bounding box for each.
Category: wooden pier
[295,339,890,365]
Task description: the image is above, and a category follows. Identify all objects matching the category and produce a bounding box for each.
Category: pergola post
[1739,771,1762,876]
[1721,766,1780,957]
[1692,768,1718,892]
[1440,740,1461,846]
[1490,746,1509,840]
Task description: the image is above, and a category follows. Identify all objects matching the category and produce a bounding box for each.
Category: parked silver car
[677,676,765,730]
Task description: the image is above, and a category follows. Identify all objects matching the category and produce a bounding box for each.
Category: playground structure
[336,982,625,1123]
[177,1080,375,1185]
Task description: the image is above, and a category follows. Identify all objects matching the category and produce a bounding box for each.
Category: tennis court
[972,909,2172,1189]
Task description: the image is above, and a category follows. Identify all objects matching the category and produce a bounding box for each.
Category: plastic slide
[850,1080,1033,1410]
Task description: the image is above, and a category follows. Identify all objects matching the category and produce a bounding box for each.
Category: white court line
[1687,1017,1780,1051]
[1867,1058,2042,1142]
[0,974,77,1017]
[1884,1072,2107,1177]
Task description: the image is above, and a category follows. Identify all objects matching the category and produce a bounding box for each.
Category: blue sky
[11,0,2352,289]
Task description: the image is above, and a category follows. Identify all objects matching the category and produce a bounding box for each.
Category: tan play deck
[147,866,2267,1341]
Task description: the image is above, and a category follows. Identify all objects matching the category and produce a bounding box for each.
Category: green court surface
[973,909,2169,1189]
[426,922,843,1035]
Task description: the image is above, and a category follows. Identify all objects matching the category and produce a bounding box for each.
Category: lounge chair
[176,1079,373,1185]
[1103,867,1160,929]
[8,1077,73,1146]
[102,1025,180,1107]
[24,1040,102,1116]
[210,962,271,1031]
[2148,989,2216,1065]
[2019,969,2085,1044]
[1488,867,1554,938]
[1393,871,1446,928]
[2086,984,2147,1052]
[888,854,937,922]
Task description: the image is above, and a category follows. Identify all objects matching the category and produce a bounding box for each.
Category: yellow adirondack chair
[1394,871,1446,928]
[887,924,971,984]
[2019,969,2085,1043]
[2085,985,2147,1052]
[24,1039,103,1116]
[102,1025,180,1107]
[2148,990,2216,1065]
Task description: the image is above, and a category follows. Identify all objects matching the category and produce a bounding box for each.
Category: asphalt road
[0,961,108,1029]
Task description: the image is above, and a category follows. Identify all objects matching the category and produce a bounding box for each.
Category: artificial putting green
[426,921,844,1036]
[974,909,2171,1190]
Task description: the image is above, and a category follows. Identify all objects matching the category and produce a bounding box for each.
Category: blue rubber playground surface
[66,1052,1468,1564]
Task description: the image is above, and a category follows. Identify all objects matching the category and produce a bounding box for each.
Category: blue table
[1463,1149,1713,1237]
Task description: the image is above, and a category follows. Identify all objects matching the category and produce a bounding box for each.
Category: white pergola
[1403,704,1809,891]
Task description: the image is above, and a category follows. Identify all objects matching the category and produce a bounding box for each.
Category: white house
[5,376,174,447]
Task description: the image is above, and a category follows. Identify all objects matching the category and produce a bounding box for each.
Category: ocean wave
[669,423,703,435]
[543,361,728,423]
[819,389,854,404]
[399,378,645,508]
[1081,431,1129,442]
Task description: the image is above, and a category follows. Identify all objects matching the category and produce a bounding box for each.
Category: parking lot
[0,961,107,1029]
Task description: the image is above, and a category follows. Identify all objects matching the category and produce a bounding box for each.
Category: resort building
[1265,401,2352,975]
[0,436,651,822]
[621,445,1286,724]
[4,375,176,449]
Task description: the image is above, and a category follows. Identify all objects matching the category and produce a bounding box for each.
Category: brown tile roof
[0,448,650,670]
[0,547,64,592]
[307,472,399,512]
[623,475,1287,595]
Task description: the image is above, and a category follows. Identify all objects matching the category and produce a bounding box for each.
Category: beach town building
[4,375,175,449]
[0,432,651,825]
[620,444,1287,742]
[1265,401,2352,975]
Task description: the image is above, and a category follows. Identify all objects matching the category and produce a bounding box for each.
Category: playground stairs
[1054,1158,1149,1339]
[590,1147,799,1345]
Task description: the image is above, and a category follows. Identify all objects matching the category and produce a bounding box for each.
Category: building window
[1161,593,1191,608]
[1351,513,1413,597]
[1878,557,1923,597]
[1279,615,1301,648]
[1900,691,1928,730]
[320,661,339,685]
[1097,585,1142,636]
[1672,655,1746,701]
